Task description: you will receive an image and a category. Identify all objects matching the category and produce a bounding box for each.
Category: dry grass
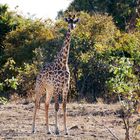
[0,101,139,140]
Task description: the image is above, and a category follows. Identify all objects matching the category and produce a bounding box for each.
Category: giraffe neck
[54,29,71,68]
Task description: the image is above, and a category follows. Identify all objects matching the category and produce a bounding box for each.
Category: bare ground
[0,101,140,140]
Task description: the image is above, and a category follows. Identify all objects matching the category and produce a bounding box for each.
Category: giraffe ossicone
[32,16,79,135]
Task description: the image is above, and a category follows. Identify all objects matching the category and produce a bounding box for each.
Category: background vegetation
[0,1,140,103]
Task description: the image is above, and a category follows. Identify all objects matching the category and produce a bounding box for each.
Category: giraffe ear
[64,18,69,22]
[73,18,80,24]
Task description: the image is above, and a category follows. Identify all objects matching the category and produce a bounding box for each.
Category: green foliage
[0,4,17,39]
[0,4,22,63]
[108,57,139,95]
[5,77,19,90]
[0,4,140,103]
[0,83,4,91]
[107,56,140,140]
[136,18,140,29]
[108,56,139,130]
[4,18,54,64]
[0,58,18,90]
[0,97,8,104]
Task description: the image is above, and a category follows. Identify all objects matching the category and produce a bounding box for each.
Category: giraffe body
[36,62,70,97]
[32,16,79,135]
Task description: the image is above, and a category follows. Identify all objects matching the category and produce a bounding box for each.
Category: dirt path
[0,102,139,140]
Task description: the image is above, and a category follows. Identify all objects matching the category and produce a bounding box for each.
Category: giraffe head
[65,14,79,30]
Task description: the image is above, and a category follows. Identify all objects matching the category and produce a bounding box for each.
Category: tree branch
[92,117,120,140]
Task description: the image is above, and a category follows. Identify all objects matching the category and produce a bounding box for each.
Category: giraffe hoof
[32,129,36,134]
[55,130,60,135]
[47,131,51,134]
[55,132,59,135]
[65,131,68,135]
[65,132,68,135]
[47,132,51,134]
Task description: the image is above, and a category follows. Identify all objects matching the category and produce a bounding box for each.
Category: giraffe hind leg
[45,90,52,134]
[32,98,40,133]
[45,101,51,134]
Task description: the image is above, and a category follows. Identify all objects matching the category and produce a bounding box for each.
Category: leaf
[0,83,4,91]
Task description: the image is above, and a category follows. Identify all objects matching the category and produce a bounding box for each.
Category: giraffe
[32,15,79,135]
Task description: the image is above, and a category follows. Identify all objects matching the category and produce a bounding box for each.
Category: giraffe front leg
[54,95,60,135]
[62,93,68,135]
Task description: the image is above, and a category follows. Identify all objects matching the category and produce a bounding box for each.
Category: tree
[0,4,22,65]
[4,19,54,65]
[0,12,55,97]
[108,57,140,140]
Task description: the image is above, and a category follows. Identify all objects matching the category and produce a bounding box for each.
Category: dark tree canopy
[67,0,140,31]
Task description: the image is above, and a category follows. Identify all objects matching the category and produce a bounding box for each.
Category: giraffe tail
[37,94,46,109]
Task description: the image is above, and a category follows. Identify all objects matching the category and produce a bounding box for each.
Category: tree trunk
[123,117,130,140]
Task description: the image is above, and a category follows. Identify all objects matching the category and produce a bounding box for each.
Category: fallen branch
[92,117,120,140]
